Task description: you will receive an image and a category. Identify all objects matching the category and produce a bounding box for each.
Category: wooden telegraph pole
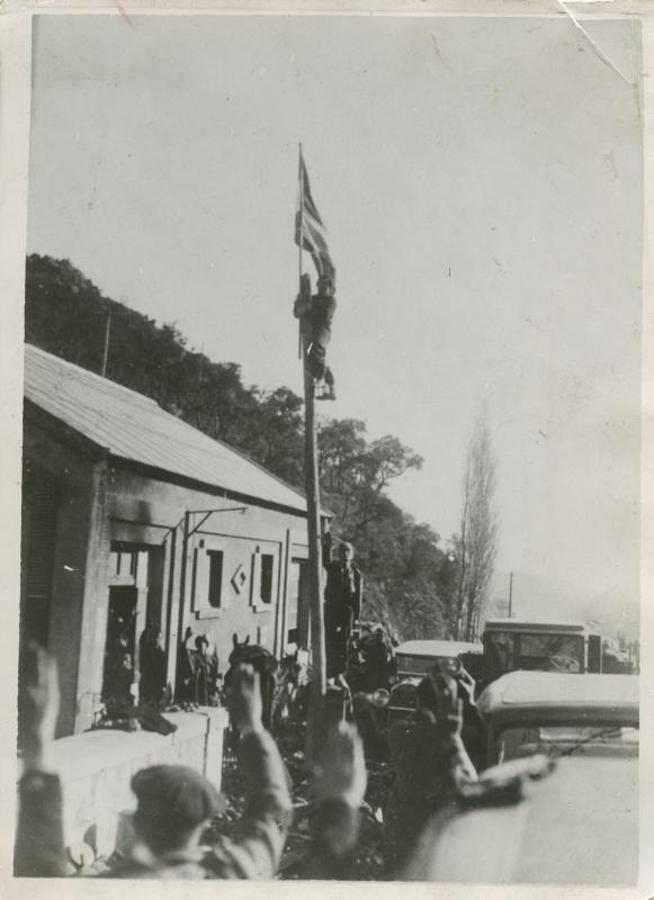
[297,144,327,749]
[303,352,327,699]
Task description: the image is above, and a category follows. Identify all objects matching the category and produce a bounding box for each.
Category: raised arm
[303,722,367,879]
[14,645,68,877]
[322,525,333,570]
[352,568,363,622]
[220,665,292,879]
[441,698,478,788]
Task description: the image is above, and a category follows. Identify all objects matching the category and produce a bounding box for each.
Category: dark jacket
[15,772,67,877]
[302,800,361,880]
[384,710,477,873]
[322,534,362,622]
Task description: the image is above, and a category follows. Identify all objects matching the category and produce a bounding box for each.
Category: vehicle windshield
[396,653,450,676]
[496,724,639,762]
[518,634,584,672]
[484,631,584,677]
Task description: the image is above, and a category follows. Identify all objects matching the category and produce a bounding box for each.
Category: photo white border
[0,4,651,899]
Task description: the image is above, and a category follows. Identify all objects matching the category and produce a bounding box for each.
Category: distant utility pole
[508,571,514,618]
[101,310,112,378]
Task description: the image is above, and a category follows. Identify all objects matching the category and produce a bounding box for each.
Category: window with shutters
[249,545,278,612]
[260,553,274,605]
[207,550,224,609]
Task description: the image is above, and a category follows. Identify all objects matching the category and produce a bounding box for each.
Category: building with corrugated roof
[22,343,315,735]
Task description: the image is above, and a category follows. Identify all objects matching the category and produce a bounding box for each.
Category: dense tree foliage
[316,417,456,638]
[25,254,459,640]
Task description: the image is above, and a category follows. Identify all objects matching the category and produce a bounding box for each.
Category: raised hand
[456,666,477,706]
[445,697,465,738]
[311,721,367,808]
[227,664,263,735]
[20,643,60,771]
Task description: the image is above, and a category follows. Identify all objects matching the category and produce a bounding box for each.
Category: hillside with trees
[24,253,484,641]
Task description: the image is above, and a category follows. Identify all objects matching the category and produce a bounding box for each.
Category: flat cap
[131,765,226,833]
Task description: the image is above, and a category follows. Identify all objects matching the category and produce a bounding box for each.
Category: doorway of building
[102,586,138,709]
[103,543,150,708]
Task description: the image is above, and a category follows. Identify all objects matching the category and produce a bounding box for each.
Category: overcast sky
[27,13,643,630]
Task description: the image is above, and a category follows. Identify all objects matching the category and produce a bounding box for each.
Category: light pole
[508,571,514,618]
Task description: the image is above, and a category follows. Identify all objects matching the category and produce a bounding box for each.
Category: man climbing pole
[294,146,338,402]
[292,145,337,743]
[294,272,337,400]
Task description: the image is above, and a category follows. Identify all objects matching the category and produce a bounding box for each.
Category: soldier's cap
[131,764,226,833]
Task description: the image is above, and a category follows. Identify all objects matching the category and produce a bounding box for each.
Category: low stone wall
[46,707,229,862]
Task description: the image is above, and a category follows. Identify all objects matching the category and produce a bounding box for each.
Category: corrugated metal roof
[24,344,309,514]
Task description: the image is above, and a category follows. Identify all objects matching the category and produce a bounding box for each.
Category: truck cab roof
[395,639,483,657]
[483,618,590,634]
[477,671,639,728]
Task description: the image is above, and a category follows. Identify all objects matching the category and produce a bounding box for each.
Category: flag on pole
[295,151,335,280]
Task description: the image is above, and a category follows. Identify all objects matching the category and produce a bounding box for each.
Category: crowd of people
[14,636,490,881]
[16,643,371,879]
[14,528,502,881]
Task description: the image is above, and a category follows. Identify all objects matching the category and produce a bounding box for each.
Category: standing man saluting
[322,524,362,687]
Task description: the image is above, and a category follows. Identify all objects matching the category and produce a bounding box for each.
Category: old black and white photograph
[5,4,650,892]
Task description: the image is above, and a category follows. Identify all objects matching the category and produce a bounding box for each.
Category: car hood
[402,754,638,885]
